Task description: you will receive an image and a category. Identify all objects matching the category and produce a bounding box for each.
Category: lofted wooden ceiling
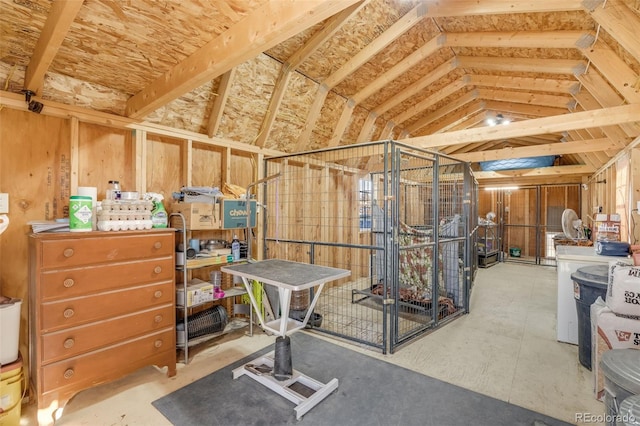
[1,0,639,185]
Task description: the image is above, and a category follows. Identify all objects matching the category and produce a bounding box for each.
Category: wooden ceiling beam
[573,90,632,148]
[477,175,584,184]
[352,34,444,104]
[473,164,594,180]
[585,0,640,64]
[405,90,478,133]
[125,0,361,118]
[454,138,617,163]
[24,0,84,96]
[401,103,640,149]
[206,68,236,138]
[477,88,573,109]
[443,110,487,132]
[392,78,469,125]
[580,39,640,104]
[354,30,586,107]
[323,3,427,89]
[287,1,367,69]
[374,58,457,116]
[457,56,585,74]
[444,30,590,49]
[482,100,568,117]
[467,74,578,94]
[423,0,584,16]
[421,101,486,135]
[576,69,640,138]
[255,1,367,147]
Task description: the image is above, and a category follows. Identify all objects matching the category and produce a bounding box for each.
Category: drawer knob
[63,368,74,379]
[63,278,75,288]
[154,340,163,348]
[63,338,75,349]
[154,241,162,249]
[154,266,162,274]
[63,308,75,318]
[154,315,163,323]
[63,248,74,258]
[154,290,162,298]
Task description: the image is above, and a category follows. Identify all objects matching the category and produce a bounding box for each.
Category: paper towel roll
[77,186,97,204]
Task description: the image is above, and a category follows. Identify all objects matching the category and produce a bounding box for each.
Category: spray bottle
[231,234,240,261]
[145,192,168,228]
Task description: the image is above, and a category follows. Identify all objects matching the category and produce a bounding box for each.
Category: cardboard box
[594,214,620,242]
[595,213,621,222]
[591,298,640,401]
[176,278,214,307]
[220,199,257,229]
[172,202,220,230]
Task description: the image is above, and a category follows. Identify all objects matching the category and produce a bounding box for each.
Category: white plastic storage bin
[0,297,22,365]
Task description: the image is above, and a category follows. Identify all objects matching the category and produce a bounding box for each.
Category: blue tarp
[479,155,556,171]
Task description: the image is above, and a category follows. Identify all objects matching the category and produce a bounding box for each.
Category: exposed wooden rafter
[125,0,361,118]
[402,104,640,149]
[24,0,84,95]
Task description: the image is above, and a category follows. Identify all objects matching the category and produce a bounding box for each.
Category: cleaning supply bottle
[231,234,240,261]
[145,192,168,228]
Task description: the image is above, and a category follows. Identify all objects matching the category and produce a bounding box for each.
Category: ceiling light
[486,113,509,127]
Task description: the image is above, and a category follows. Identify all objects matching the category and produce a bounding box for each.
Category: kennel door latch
[383,298,395,305]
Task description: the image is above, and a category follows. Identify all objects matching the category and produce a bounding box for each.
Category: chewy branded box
[608,263,640,319]
[594,213,621,242]
[221,199,257,229]
[176,278,214,307]
[172,202,220,230]
[591,298,640,401]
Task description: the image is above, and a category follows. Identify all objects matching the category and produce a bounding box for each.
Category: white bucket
[0,298,22,365]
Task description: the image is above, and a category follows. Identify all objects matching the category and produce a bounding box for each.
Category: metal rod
[245,173,281,260]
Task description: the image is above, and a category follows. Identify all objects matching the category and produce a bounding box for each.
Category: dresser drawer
[41,328,174,393]
[40,232,173,269]
[40,281,173,332]
[41,305,174,364]
[40,257,174,301]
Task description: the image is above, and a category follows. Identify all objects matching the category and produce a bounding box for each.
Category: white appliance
[555,245,631,345]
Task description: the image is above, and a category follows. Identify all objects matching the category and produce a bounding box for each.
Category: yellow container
[0,355,24,426]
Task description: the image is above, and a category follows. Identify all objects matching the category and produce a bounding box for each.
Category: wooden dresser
[28,230,177,425]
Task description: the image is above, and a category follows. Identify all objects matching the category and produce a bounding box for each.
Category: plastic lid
[570,264,609,287]
[600,349,640,395]
[0,352,22,372]
[619,395,640,426]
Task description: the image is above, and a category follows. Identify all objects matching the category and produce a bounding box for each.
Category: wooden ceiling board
[52,0,265,96]
[0,0,50,67]
[599,29,640,75]
[268,70,320,153]
[3,0,640,186]
[295,0,413,82]
[381,58,462,121]
[332,18,441,99]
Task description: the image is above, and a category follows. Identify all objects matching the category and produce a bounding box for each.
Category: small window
[359,179,372,230]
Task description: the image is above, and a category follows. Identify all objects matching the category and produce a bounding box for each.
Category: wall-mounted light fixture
[22,89,44,114]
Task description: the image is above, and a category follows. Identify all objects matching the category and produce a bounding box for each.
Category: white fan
[561,208,584,240]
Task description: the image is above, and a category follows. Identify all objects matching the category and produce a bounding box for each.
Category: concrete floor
[21,262,605,425]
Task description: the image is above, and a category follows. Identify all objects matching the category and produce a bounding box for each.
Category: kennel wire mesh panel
[261,141,475,353]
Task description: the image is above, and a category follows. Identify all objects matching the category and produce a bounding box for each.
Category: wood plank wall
[0,107,259,373]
